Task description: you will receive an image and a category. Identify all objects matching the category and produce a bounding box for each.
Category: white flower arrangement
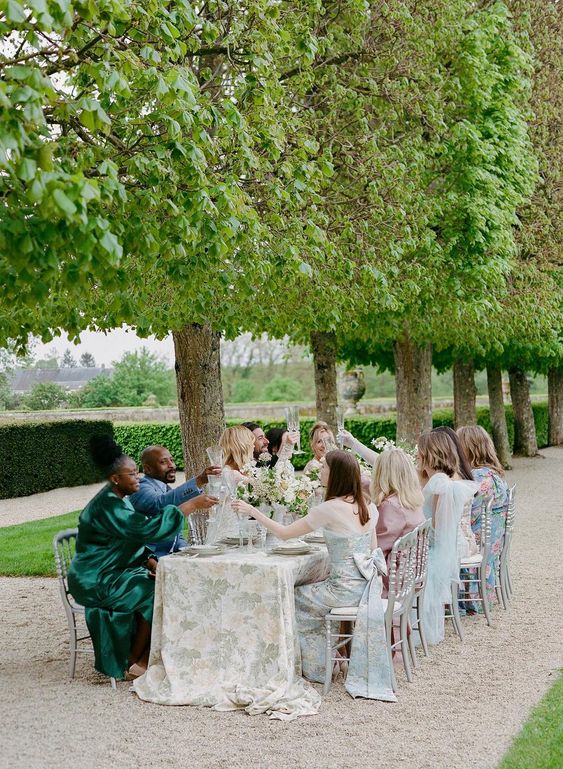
[236,463,320,518]
[371,435,417,463]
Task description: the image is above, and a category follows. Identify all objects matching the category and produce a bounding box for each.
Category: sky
[34,327,175,367]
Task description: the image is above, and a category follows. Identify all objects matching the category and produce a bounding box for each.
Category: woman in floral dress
[457,426,509,608]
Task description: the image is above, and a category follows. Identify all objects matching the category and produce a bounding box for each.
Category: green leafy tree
[79,374,122,408]
[61,349,76,368]
[263,377,302,403]
[111,349,175,407]
[25,382,67,410]
[79,352,96,368]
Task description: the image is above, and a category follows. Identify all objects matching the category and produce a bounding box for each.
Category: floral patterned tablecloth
[132,547,330,720]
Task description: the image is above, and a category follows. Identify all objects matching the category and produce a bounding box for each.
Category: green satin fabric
[68,484,183,679]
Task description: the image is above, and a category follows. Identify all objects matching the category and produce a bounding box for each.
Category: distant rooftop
[10,367,112,393]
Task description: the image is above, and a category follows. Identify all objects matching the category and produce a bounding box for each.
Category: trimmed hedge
[0,420,113,499]
[115,402,549,472]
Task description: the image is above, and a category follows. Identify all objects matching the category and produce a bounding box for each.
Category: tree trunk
[311,331,338,430]
[453,358,477,428]
[393,335,433,445]
[548,367,563,445]
[486,366,512,469]
[508,367,538,456]
[172,323,225,477]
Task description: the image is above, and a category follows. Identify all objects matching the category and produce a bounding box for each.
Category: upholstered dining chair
[323,528,418,694]
[52,528,116,689]
[454,497,493,626]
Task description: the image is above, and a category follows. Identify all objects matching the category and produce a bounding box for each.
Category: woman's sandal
[124,663,146,681]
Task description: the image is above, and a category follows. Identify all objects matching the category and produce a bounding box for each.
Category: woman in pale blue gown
[417,432,479,645]
[233,450,396,702]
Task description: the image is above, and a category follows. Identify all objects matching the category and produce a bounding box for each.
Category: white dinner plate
[269,545,312,556]
[185,545,225,556]
[304,533,325,544]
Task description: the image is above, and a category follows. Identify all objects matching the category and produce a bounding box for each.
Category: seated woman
[219,424,256,481]
[68,436,216,681]
[370,448,425,566]
[417,431,479,645]
[233,450,395,702]
[457,425,509,607]
[302,421,336,475]
[265,426,298,470]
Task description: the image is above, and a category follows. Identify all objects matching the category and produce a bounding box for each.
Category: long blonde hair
[417,431,460,478]
[309,421,335,456]
[371,448,424,510]
[457,425,505,476]
[219,425,255,471]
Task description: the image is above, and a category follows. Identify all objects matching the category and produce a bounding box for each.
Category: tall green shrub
[0,420,113,499]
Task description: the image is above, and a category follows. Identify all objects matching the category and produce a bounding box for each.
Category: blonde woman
[219,425,255,480]
[457,425,509,607]
[416,431,479,645]
[303,421,336,475]
[371,448,425,563]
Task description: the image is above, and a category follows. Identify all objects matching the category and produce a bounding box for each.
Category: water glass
[245,520,258,553]
[256,523,268,551]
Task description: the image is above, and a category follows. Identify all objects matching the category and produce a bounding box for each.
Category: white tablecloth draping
[132,546,330,720]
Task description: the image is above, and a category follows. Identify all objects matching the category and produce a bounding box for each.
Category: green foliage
[497,673,563,769]
[24,381,67,410]
[79,352,96,367]
[262,376,302,402]
[114,422,185,468]
[230,379,257,403]
[0,419,112,499]
[79,348,175,407]
[79,375,122,408]
[114,402,548,474]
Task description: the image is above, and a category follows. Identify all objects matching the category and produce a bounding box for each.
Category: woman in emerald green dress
[69,436,188,681]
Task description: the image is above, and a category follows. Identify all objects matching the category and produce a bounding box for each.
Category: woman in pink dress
[370,448,425,570]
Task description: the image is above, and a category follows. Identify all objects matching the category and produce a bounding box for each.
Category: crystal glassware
[285,406,303,454]
[336,406,345,448]
[206,445,224,467]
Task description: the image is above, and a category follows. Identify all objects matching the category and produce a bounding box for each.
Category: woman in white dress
[417,431,479,645]
[302,421,336,475]
[233,450,395,701]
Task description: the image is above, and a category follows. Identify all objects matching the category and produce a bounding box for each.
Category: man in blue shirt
[129,445,220,557]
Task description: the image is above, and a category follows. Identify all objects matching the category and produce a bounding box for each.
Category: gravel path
[0,449,561,769]
[0,473,187,528]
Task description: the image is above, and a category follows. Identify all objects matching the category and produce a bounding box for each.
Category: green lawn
[0,512,190,577]
[497,673,563,769]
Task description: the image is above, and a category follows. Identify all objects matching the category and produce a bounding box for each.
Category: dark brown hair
[432,426,474,480]
[324,450,370,526]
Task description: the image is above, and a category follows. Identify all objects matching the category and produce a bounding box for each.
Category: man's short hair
[241,422,261,432]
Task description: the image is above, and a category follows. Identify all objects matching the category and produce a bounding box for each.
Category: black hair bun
[89,434,123,470]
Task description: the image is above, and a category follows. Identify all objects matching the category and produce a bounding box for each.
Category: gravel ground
[0,449,561,769]
[0,473,187,528]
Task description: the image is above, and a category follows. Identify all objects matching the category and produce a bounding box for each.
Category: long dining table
[133,544,330,720]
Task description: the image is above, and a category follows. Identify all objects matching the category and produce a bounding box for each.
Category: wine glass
[206,445,224,468]
[286,406,303,454]
[336,406,345,449]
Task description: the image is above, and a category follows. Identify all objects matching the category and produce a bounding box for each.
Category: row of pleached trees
[1,0,561,473]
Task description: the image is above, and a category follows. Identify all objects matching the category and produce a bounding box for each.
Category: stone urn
[340,368,366,413]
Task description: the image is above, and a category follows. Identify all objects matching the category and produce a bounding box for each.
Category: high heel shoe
[124,663,146,681]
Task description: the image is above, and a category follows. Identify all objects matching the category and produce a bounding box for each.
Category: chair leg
[323,617,333,695]
[69,615,78,679]
[110,677,117,689]
[480,565,492,627]
[385,614,398,692]
[500,561,511,609]
[450,583,464,641]
[407,617,418,669]
[399,612,413,682]
[417,594,429,657]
